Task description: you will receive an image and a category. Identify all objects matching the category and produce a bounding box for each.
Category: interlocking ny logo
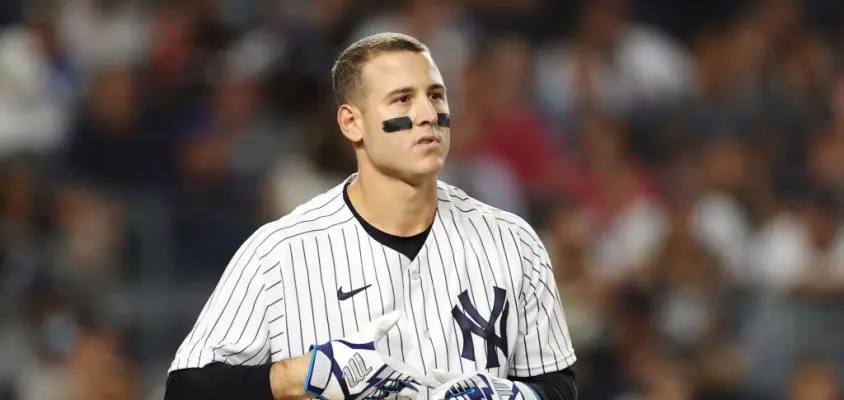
[452,287,509,368]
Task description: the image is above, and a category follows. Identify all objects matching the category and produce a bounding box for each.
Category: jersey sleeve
[169,227,273,372]
[509,224,577,378]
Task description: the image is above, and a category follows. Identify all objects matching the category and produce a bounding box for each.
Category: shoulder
[250,178,353,260]
[437,180,542,249]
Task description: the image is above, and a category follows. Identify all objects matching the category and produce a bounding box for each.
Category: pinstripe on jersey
[169,174,576,381]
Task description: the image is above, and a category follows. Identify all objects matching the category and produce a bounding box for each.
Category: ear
[338,104,364,143]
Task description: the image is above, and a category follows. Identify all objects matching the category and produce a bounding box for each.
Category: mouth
[416,135,440,145]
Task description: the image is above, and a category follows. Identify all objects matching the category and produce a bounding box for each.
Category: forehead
[361,51,444,96]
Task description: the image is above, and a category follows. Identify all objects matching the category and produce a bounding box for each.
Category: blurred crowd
[2,0,844,399]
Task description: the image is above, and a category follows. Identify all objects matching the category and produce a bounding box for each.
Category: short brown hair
[331,32,429,108]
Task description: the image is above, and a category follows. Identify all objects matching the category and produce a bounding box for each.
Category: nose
[413,97,438,127]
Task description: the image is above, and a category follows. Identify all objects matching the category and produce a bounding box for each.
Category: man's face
[355,51,451,183]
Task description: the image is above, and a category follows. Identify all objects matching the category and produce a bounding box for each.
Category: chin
[418,156,446,175]
[403,159,445,184]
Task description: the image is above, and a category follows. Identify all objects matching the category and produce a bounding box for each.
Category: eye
[395,95,411,104]
[429,92,445,101]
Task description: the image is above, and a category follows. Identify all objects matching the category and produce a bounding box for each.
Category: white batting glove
[304,311,436,400]
[429,370,540,400]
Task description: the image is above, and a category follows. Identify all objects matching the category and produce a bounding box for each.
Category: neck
[347,168,438,237]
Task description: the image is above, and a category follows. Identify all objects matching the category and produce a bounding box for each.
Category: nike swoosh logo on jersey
[337,284,372,301]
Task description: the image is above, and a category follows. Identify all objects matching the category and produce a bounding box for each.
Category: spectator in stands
[0,0,75,159]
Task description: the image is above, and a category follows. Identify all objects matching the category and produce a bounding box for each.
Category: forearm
[512,368,578,400]
[164,354,312,400]
[270,353,313,400]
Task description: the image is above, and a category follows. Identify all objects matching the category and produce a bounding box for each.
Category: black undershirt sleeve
[164,362,274,400]
[511,367,578,400]
[164,362,576,400]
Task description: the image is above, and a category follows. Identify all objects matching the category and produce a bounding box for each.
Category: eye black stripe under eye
[382,117,413,133]
[437,113,450,128]
[381,114,450,133]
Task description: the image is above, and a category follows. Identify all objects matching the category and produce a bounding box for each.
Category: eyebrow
[384,83,446,100]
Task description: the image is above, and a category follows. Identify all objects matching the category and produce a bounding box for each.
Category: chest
[264,221,527,376]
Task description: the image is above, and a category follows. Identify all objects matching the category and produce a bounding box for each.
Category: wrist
[270,353,313,400]
[513,381,541,400]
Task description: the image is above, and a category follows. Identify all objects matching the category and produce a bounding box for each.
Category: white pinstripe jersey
[169,175,576,382]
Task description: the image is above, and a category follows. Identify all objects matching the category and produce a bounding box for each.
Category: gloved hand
[429,370,540,400]
[304,311,436,399]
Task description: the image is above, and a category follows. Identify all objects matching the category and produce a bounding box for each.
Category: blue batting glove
[430,370,540,400]
[304,311,434,400]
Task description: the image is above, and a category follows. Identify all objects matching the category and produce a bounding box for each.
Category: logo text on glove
[343,353,372,388]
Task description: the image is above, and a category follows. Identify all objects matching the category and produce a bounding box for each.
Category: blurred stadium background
[2,0,844,398]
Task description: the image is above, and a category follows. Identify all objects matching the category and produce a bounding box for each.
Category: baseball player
[164,32,577,400]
